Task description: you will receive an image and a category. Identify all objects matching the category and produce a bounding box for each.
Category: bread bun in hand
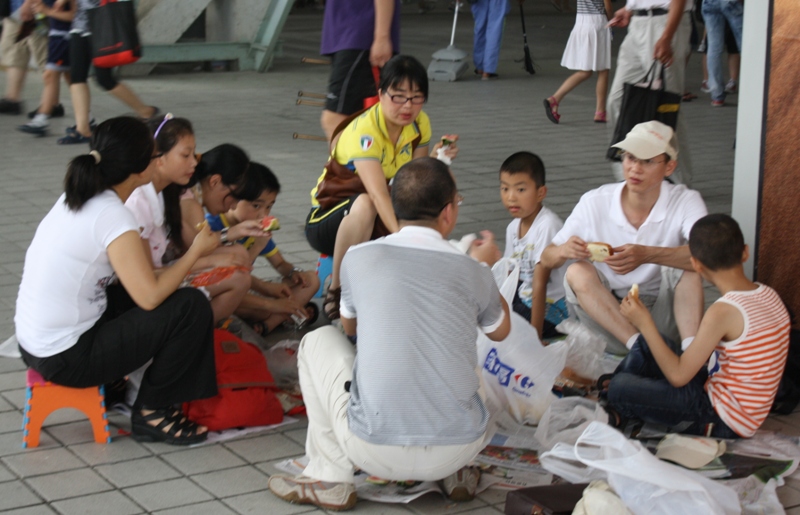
[261,215,280,232]
[630,283,639,299]
[587,242,613,262]
[195,220,208,230]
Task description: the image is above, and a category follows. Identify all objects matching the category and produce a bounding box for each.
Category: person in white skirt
[543,0,612,124]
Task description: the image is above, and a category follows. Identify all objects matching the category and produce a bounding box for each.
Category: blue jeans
[607,335,738,439]
[702,0,743,102]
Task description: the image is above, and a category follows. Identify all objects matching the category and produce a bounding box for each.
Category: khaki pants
[299,326,496,483]
[607,12,693,186]
[564,266,684,355]
[0,18,47,70]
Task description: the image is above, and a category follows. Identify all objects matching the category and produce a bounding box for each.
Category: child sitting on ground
[205,162,320,334]
[609,214,791,438]
[500,152,568,338]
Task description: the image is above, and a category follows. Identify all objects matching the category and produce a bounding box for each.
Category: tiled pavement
[0,2,798,513]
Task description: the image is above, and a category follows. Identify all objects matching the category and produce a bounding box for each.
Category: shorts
[0,17,47,69]
[46,34,70,72]
[305,195,360,255]
[325,49,378,115]
[511,283,568,340]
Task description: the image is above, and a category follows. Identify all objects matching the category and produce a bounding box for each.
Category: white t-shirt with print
[551,182,707,298]
[15,191,138,358]
[125,183,169,268]
[503,206,566,306]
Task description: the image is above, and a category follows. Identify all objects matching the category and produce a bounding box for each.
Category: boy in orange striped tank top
[607,214,791,438]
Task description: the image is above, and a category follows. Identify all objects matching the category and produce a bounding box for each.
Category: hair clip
[153,113,174,140]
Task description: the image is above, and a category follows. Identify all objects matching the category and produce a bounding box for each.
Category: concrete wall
[205,0,273,42]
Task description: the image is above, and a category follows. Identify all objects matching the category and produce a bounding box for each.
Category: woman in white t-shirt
[15,117,220,446]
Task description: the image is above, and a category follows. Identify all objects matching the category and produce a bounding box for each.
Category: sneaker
[268,474,357,511]
[711,99,725,107]
[28,103,64,119]
[700,81,710,93]
[440,466,480,502]
[57,131,92,145]
[0,98,22,115]
[17,114,49,136]
[66,119,97,136]
[725,79,737,94]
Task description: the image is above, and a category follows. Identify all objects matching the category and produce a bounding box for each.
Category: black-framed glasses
[386,93,427,105]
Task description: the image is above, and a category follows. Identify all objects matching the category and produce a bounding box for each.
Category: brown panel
[758,0,800,325]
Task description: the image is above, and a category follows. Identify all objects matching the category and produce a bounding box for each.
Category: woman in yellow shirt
[305,55,458,320]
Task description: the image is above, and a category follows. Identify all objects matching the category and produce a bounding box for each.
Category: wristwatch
[287,267,303,278]
[219,227,230,245]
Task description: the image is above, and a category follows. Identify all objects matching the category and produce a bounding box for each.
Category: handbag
[88,0,141,68]
[314,109,422,212]
[606,61,681,161]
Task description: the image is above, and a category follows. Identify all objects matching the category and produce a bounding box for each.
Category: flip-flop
[543,96,560,124]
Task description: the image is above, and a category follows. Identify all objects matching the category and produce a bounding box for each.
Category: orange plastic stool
[22,369,111,448]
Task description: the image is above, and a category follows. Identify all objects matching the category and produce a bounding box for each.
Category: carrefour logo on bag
[483,348,515,387]
[514,374,534,390]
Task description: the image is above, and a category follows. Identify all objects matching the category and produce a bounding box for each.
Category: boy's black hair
[234,161,281,202]
[392,157,456,221]
[499,151,546,187]
[379,55,429,99]
[689,214,745,271]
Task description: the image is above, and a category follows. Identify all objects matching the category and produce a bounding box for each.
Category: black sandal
[596,373,615,399]
[323,287,341,321]
[305,302,320,325]
[131,407,207,445]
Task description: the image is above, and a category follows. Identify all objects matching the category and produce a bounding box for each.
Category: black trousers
[20,286,217,409]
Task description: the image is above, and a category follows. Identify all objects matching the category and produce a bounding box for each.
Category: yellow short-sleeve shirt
[310,103,431,207]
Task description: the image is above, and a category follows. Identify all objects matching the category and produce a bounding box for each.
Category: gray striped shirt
[341,226,504,446]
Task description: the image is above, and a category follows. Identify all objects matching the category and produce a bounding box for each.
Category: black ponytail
[63,117,154,211]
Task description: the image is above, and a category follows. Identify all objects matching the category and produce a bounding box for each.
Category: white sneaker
[268,474,357,511]
[441,466,480,502]
[725,79,737,94]
[700,81,710,93]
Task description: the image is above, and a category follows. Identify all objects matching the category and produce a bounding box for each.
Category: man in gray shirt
[269,158,511,511]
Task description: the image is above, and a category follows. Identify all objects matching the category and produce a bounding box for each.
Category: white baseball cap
[612,120,678,160]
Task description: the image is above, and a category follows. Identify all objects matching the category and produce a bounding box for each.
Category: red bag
[88,0,142,68]
[184,330,284,431]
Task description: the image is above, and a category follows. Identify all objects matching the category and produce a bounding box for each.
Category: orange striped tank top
[705,283,790,437]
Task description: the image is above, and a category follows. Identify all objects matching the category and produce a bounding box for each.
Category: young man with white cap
[540,120,707,354]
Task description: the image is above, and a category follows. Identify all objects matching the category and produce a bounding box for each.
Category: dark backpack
[772,329,800,415]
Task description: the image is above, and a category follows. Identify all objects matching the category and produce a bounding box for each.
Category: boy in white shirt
[500,152,568,338]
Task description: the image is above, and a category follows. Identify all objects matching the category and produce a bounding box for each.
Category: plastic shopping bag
[534,397,609,452]
[573,422,741,515]
[557,318,607,381]
[477,259,567,425]
[265,339,300,391]
[540,442,608,484]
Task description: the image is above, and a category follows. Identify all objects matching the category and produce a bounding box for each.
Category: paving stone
[0,430,60,457]
[95,456,182,489]
[123,478,213,512]
[25,468,112,501]
[51,490,143,515]
[69,437,151,466]
[224,433,305,464]
[2,447,84,477]
[222,489,323,515]
[0,460,18,482]
[0,505,58,515]
[0,480,42,511]
[190,465,269,498]
[154,500,237,515]
[160,444,246,475]
[45,421,104,446]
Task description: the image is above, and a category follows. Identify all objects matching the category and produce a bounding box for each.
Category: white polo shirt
[551,182,707,297]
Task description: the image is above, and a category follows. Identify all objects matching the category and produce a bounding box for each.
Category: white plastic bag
[557,318,607,381]
[573,422,741,515]
[539,442,607,484]
[477,259,567,425]
[534,397,609,452]
[265,339,300,391]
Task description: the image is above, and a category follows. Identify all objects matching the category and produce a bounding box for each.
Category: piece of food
[587,242,613,262]
[261,215,280,232]
[630,283,639,299]
[195,220,208,230]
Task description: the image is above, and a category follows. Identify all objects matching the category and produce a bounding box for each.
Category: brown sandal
[323,287,341,321]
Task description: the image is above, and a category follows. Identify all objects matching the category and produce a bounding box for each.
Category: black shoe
[0,98,22,115]
[17,122,48,136]
[28,103,64,119]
